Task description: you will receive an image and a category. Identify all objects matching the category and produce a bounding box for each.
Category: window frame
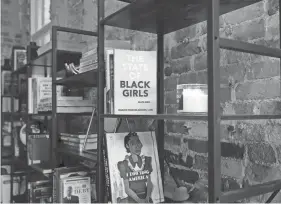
[30,0,51,45]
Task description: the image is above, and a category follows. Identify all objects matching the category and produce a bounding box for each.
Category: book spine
[79,63,98,73]
[103,135,112,203]
[80,58,97,67]
[52,172,57,203]
[80,52,97,64]
[82,48,97,58]
[110,53,114,114]
[60,133,97,139]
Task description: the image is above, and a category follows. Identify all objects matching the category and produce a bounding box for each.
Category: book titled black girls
[105,132,164,203]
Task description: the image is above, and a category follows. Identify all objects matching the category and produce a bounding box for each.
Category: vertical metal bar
[157,31,165,186]
[97,0,105,202]
[279,0,281,96]
[10,75,15,203]
[26,45,32,203]
[51,26,58,168]
[207,0,221,202]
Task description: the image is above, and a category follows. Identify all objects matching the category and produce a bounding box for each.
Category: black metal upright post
[26,45,32,203]
[10,73,15,203]
[51,26,58,168]
[97,0,105,202]
[279,0,281,96]
[207,0,221,202]
[157,31,165,187]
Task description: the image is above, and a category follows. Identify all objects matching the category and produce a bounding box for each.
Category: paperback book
[105,49,157,115]
[105,131,164,203]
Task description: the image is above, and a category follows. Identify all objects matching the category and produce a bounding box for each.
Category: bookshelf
[6,32,96,202]
[96,0,281,203]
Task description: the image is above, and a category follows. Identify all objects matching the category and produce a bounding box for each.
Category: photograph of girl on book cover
[106,131,164,203]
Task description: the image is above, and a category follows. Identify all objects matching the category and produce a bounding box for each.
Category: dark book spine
[52,172,58,203]
[103,135,112,203]
[109,54,114,114]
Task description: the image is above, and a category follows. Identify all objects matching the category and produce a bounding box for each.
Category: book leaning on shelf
[53,166,96,203]
[104,131,164,203]
[105,49,157,115]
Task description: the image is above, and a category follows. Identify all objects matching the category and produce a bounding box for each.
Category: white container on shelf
[182,84,208,113]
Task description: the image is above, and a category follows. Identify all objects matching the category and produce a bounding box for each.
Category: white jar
[182,84,208,113]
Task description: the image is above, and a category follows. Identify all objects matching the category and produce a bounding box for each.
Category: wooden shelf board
[55,69,98,87]
[102,114,281,121]
[57,148,97,161]
[102,0,261,34]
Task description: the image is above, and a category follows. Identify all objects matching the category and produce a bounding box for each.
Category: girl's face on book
[128,136,143,155]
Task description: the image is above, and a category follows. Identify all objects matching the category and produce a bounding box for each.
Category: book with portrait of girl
[105,131,164,203]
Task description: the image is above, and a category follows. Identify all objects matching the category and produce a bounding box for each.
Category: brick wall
[1,0,30,65]
[53,0,281,202]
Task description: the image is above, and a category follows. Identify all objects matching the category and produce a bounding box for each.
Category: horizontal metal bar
[220,179,281,203]
[221,114,281,120]
[102,114,208,120]
[53,26,98,36]
[102,114,281,121]
[219,38,281,58]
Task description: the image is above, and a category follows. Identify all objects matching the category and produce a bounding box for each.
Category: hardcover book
[109,49,157,115]
[60,173,91,203]
[105,131,164,203]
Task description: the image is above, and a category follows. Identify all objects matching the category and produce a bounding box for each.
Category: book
[60,136,97,143]
[61,141,97,151]
[60,133,97,139]
[53,166,88,203]
[107,49,157,115]
[105,131,164,203]
[27,134,50,166]
[2,70,11,95]
[59,170,91,203]
[61,176,91,204]
[28,180,52,203]
[28,77,63,114]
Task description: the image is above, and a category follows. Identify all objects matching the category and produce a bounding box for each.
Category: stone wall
[1,0,30,65]
[52,0,281,202]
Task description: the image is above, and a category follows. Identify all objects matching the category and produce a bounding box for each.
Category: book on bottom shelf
[28,180,52,203]
[60,174,91,203]
[53,166,96,203]
[105,131,164,203]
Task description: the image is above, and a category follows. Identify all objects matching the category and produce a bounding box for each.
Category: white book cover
[61,176,91,204]
[105,131,164,203]
[113,49,157,115]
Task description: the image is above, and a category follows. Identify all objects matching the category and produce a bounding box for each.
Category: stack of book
[78,43,98,73]
[38,97,95,113]
[59,133,98,152]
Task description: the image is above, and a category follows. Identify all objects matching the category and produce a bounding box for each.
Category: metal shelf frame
[51,26,98,168]
[96,0,281,203]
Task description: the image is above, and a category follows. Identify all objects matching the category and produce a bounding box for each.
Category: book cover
[13,49,27,71]
[2,70,12,95]
[53,166,87,203]
[105,131,164,203]
[61,175,91,203]
[113,49,157,115]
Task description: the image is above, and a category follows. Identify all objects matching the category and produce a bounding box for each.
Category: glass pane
[43,0,51,25]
